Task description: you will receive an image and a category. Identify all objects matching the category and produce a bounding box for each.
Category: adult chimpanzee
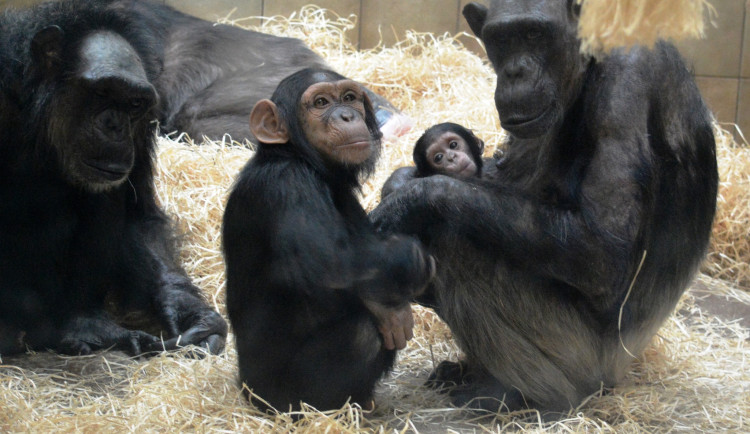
[223,68,435,412]
[102,0,409,143]
[371,0,718,415]
[0,1,227,356]
[381,122,486,198]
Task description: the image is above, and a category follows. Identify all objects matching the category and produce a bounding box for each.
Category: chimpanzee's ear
[360,91,383,140]
[31,25,64,71]
[568,0,582,20]
[463,3,488,38]
[249,99,289,144]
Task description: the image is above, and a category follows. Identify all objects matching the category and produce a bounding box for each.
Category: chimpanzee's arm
[259,176,433,350]
[269,198,433,306]
[380,166,419,199]
[370,166,641,300]
[126,215,227,355]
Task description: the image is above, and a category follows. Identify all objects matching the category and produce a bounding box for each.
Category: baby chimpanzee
[380,122,486,198]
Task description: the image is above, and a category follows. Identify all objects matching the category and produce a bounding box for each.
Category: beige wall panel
[360,0,459,49]
[742,0,750,78]
[695,76,739,125]
[166,0,262,25]
[736,79,750,139]
[1,0,61,8]
[675,0,744,78]
[263,0,360,47]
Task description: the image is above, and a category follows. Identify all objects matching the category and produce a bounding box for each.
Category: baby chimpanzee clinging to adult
[380,122,487,198]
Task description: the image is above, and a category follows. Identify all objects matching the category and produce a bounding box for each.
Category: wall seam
[455,0,461,34]
[735,2,747,126]
[357,0,365,51]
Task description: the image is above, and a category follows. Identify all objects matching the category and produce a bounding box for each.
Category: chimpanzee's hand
[145,308,227,355]
[363,301,415,350]
[58,313,160,356]
[409,240,437,297]
[382,235,437,299]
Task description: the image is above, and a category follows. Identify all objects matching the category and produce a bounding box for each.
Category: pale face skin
[300,79,374,165]
[424,131,478,177]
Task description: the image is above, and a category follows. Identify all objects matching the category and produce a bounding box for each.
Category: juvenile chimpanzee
[381,123,486,198]
[0,1,227,356]
[371,0,718,415]
[223,68,435,412]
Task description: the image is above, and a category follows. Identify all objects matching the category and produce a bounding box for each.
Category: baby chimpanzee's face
[424,131,478,177]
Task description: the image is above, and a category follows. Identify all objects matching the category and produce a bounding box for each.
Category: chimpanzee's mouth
[500,105,554,138]
[341,139,371,150]
[84,160,130,181]
[502,106,551,128]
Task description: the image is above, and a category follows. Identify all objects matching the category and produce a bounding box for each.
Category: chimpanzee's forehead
[78,30,148,83]
[310,71,338,82]
[486,0,567,22]
[301,79,362,100]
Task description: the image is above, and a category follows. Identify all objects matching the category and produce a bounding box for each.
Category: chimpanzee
[0,1,226,356]
[103,0,409,143]
[223,68,435,412]
[371,0,718,415]
[381,123,486,198]
[2,0,409,144]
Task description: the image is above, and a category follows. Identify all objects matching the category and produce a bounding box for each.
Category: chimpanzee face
[464,0,586,139]
[32,27,156,191]
[298,78,375,166]
[250,69,382,180]
[424,131,478,178]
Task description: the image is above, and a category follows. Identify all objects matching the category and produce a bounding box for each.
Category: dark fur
[0,0,226,357]
[371,0,718,414]
[223,68,432,412]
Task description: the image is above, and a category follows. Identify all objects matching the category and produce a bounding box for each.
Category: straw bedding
[1,7,748,433]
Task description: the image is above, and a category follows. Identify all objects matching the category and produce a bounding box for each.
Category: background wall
[2,0,747,140]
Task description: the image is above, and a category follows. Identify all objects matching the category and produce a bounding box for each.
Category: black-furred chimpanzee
[223,68,435,412]
[371,0,718,415]
[0,1,226,356]
[381,122,486,198]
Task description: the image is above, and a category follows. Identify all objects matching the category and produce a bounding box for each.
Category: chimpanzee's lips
[457,161,474,176]
[342,139,371,150]
[500,105,554,138]
[84,160,130,181]
[502,106,550,128]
